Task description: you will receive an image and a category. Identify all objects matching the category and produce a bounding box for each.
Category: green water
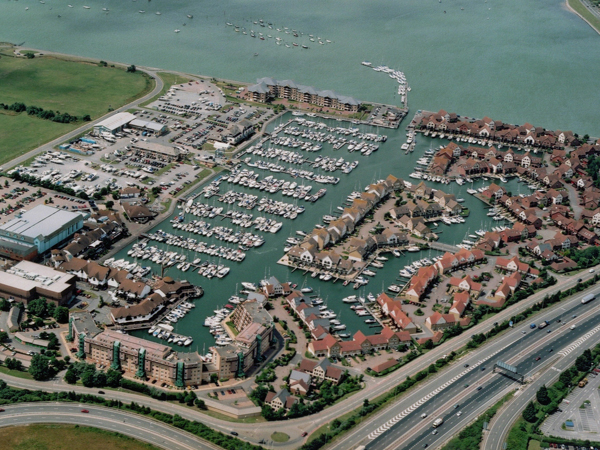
[2,0,600,133]
[3,0,598,345]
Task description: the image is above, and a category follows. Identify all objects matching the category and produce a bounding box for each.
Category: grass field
[0,424,161,450]
[568,0,600,34]
[0,55,153,165]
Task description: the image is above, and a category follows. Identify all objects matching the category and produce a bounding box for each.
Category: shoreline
[565,0,600,36]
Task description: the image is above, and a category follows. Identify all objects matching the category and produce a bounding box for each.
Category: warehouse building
[0,261,77,306]
[131,141,184,162]
[0,205,84,260]
[93,112,136,135]
[129,119,168,136]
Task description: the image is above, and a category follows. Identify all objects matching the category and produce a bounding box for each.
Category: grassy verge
[0,365,34,380]
[0,424,161,450]
[140,72,192,107]
[568,0,600,34]
[197,408,266,424]
[0,55,151,165]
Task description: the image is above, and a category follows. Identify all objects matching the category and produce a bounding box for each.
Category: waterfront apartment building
[71,318,204,387]
[247,77,361,112]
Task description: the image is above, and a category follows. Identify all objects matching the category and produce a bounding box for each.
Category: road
[1,271,598,448]
[484,324,600,449]
[0,402,220,450]
[329,287,600,450]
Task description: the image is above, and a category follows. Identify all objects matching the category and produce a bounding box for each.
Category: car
[548,348,553,352]
[230,431,238,436]
[573,315,577,318]
[536,356,541,361]
[547,329,551,333]
[557,319,561,323]
[456,411,462,417]
[454,404,460,409]
[464,383,469,388]
[421,413,428,418]
[432,430,438,435]
[522,330,526,334]
[423,444,428,449]
[0,408,5,412]
[301,432,308,437]
[81,409,89,413]
[464,364,469,368]
[477,386,483,391]
[98,391,105,395]
[590,269,595,273]
[578,278,582,282]
[481,367,486,371]
[258,440,266,444]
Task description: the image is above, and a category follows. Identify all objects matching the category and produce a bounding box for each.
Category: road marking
[366,343,510,440]
[558,324,600,356]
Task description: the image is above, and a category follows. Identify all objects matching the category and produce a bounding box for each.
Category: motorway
[0,403,220,450]
[0,271,598,449]
[329,286,600,450]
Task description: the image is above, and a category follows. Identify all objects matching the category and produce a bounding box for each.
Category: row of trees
[8,171,91,200]
[0,102,89,123]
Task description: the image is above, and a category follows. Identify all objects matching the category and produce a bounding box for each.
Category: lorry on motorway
[579,378,588,388]
[582,293,596,304]
[432,418,444,428]
[538,320,550,329]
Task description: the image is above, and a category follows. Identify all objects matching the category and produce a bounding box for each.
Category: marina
[102,109,539,351]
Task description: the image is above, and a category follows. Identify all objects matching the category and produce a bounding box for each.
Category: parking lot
[541,365,600,440]
[7,79,277,209]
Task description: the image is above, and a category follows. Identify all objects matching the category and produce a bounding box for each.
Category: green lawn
[568,0,600,34]
[0,55,152,165]
[0,424,160,450]
[0,365,34,380]
[271,432,290,443]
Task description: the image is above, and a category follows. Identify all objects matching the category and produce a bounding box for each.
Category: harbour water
[2,0,600,134]
[112,112,534,346]
[2,0,599,347]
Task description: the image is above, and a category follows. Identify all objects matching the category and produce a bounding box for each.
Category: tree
[522,401,538,423]
[29,354,53,381]
[93,371,107,387]
[81,370,95,388]
[559,370,573,386]
[536,385,551,405]
[27,298,48,317]
[82,115,91,121]
[106,369,122,387]
[105,200,114,209]
[423,339,434,350]
[64,368,78,384]
[195,398,207,410]
[0,298,10,312]
[0,331,8,343]
[53,306,69,324]
[127,65,137,73]
[5,358,23,371]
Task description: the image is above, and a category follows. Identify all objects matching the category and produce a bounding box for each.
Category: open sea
[2,0,599,347]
